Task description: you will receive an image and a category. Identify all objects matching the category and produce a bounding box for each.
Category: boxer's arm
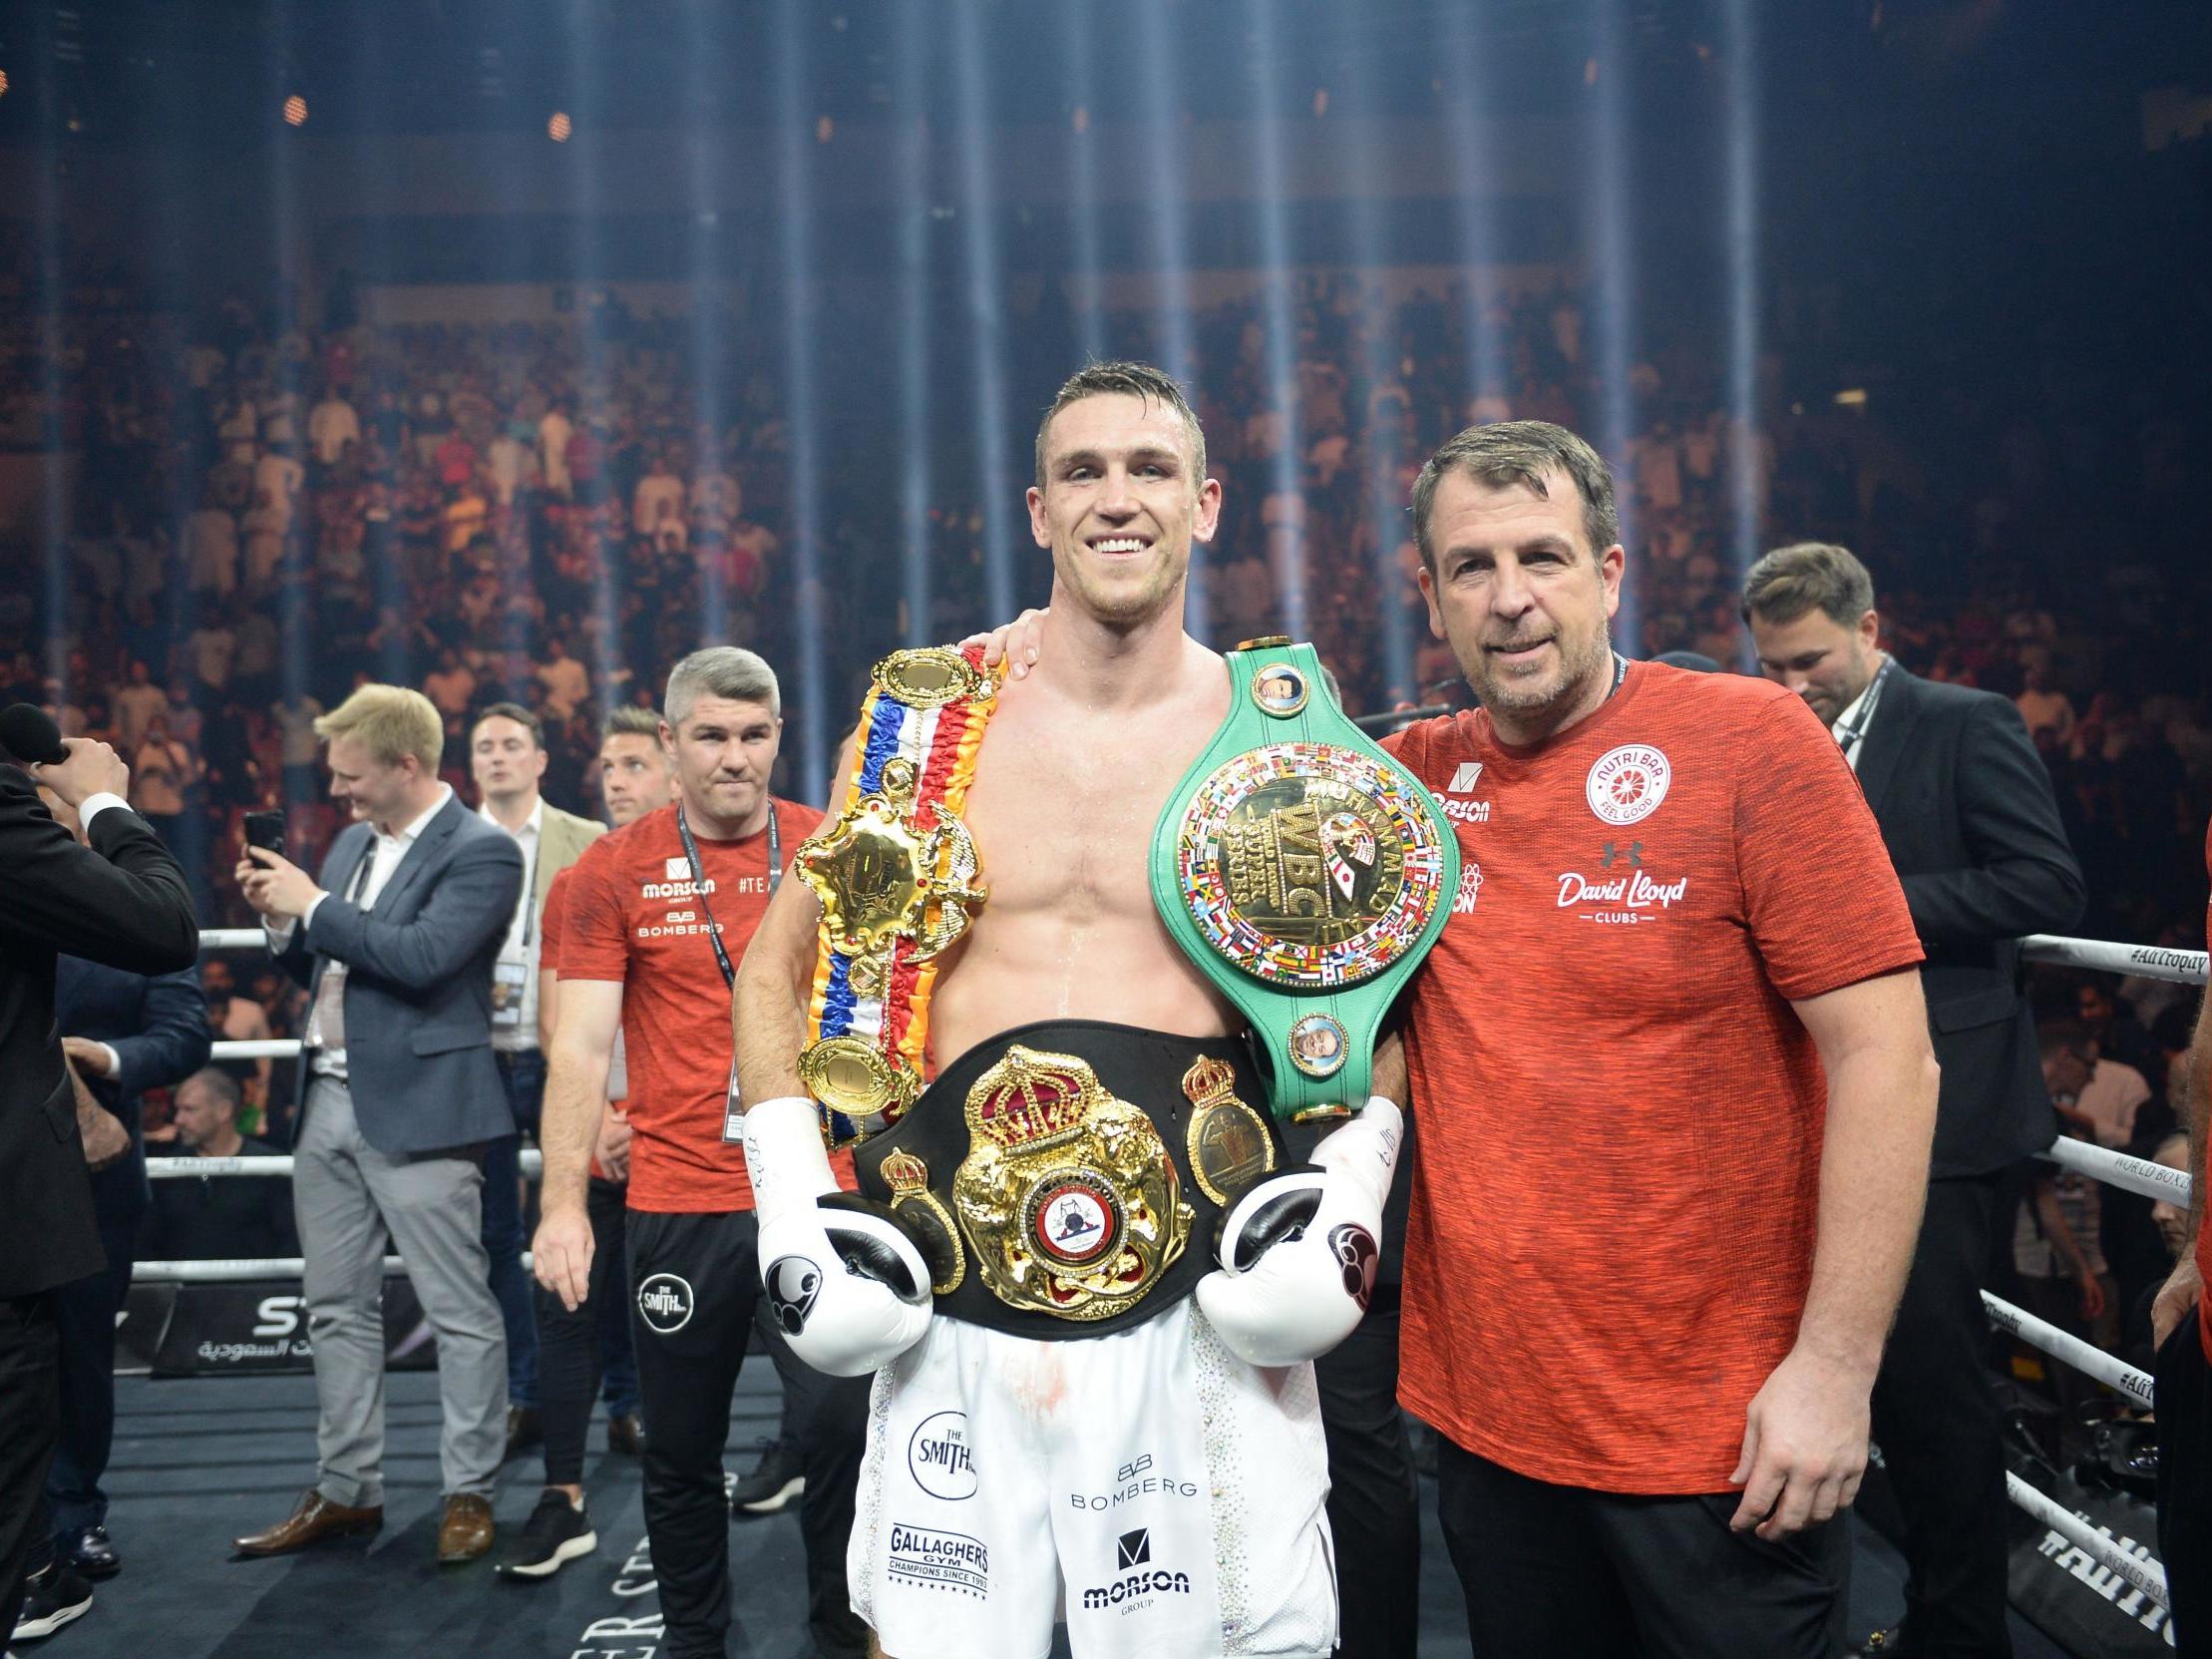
[732,734,854,1110]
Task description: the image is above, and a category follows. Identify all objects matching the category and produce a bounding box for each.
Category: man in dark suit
[0,733,197,1645]
[233,684,524,1567]
[1747,542,2085,1659]
[41,927,211,1585]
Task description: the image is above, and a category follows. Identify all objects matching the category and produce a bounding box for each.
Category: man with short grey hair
[1745,540,2083,1659]
[534,649,869,1658]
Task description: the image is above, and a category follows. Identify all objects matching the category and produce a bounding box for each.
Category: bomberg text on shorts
[1068,1452,1199,1511]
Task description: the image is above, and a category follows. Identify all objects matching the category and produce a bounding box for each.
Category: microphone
[0,702,68,766]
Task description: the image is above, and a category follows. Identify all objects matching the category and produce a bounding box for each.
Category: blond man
[233,684,525,1566]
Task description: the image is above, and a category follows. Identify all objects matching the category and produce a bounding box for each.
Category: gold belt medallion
[1180,1054,1277,1206]
[880,1149,965,1295]
[951,1046,1193,1322]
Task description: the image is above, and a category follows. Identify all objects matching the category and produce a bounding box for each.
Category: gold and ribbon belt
[796,644,998,1146]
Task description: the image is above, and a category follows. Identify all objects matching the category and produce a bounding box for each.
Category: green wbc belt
[1151,638,1459,1123]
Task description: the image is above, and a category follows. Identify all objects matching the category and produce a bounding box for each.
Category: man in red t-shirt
[1384,421,1939,1655]
[2149,819,2210,1657]
[497,704,669,1582]
[531,648,869,1659]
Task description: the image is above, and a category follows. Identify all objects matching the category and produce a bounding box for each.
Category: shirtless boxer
[732,362,1401,1659]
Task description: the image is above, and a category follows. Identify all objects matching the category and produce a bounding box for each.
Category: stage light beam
[1722,0,1763,593]
[1243,0,1307,642]
[950,0,1019,624]
[772,0,832,798]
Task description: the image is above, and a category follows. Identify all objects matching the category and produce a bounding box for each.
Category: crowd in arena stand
[2,243,2207,1405]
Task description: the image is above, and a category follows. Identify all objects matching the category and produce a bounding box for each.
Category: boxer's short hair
[1034,361,1207,492]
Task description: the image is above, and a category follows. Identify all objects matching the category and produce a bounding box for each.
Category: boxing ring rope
[2018,934,2209,988]
[173,927,2198,1606]
[2041,1135,2194,1207]
[1981,1291,2155,1412]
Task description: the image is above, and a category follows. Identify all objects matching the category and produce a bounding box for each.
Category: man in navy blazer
[0,734,196,1647]
[1748,544,2084,1659]
[233,684,524,1566]
[40,947,210,1589]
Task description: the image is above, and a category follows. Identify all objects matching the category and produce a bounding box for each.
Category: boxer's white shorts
[849,1296,1337,1659]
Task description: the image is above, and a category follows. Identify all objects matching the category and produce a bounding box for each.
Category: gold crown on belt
[965,1047,1101,1151]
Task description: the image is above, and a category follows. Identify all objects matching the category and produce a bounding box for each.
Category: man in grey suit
[232,684,525,1566]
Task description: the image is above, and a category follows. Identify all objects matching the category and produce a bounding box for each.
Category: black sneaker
[12,1563,94,1641]
[728,1441,804,1515]
[494,1491,597,1581]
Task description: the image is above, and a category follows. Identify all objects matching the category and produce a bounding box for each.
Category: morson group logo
[1079,1528,1192,1612]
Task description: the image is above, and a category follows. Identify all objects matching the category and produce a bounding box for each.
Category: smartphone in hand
[243,809,286,854]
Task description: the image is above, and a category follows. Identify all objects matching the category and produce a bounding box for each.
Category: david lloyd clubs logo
[634,1273,694,1335]
[1081,1527,1191,1611]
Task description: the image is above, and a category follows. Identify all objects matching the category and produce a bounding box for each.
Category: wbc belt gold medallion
[1175,742,1442,988]
[951,1046,1193,1322]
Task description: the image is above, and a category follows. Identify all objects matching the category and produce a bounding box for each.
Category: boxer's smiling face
[1027,392,1221,629]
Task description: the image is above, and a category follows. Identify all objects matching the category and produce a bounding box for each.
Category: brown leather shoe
[437,1493,495,1564]
[232,1489,383,1558]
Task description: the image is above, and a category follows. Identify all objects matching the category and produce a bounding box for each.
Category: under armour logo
[1600,841,1644,870]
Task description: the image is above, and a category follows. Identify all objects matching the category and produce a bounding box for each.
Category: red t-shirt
[541,863,614,1185]
[559,798,817,1213]
[1382,661,1925,1493]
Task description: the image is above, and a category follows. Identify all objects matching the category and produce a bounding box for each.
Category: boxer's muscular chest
[931,684,1234,1051]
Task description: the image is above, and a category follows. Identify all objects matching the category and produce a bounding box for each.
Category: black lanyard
[345,836,379,905]
[674,801,782,992]
[1834,655,1895,762]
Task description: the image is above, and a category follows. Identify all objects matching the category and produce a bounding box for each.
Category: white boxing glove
[1194,1097,1401,1369]
[743,1095,932,1377]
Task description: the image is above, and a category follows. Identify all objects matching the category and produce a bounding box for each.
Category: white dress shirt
[268,784,453,1079]
[480,798,544,1053]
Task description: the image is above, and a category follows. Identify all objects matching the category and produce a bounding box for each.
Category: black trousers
[1315,1296,1418,1659]
[1436,1438,1849,1658]
[538,1175,634,1488]
[625,1207,871,1659]
[2155,1315,2211,1659]
[0,1294,61,1642]
[1867,1172,2011,1657]
[42,1190,140,1545]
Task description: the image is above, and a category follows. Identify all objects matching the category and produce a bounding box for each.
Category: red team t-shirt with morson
[559,798,819,1213]
[1382,662,1925,1493]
